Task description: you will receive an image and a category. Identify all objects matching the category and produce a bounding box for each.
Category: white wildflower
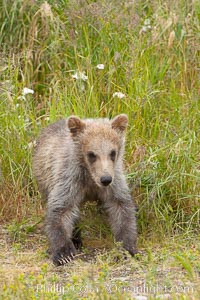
[72,73,78,80]
[28,140,37,150]
[140,18,152,34]
[144,19,151,26]
[22,87,34,96]
[17,95,26,101]
[72,71,88,81]
[141,26,148,32]
[96,64,105,70]
[112,92,125,99]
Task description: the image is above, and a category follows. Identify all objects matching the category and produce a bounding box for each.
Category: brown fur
[33,114,137,265]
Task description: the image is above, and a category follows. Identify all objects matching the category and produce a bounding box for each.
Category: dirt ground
[0,223,199,299]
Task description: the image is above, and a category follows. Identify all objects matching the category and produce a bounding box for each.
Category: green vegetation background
[1,0,199,234]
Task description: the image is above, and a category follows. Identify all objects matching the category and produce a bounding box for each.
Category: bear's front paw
[123,243,138,256]
[52,241,76,266]
[128,247,138,256]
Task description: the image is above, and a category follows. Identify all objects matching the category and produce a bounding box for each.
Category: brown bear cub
[33,114,137,265]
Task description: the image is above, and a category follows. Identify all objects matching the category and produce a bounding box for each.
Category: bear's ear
[67,116,86,136]
[111,114,128,134]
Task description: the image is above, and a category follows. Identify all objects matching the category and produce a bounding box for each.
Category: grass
[0,224,199,299]
[0,0,200,298]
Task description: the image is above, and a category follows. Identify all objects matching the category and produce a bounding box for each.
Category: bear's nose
[100,176,112,186]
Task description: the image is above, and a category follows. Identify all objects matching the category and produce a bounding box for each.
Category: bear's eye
[87,151,97,163]
[110,150,116,161]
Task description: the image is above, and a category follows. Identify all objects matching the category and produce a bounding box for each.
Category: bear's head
[67,114,128,188]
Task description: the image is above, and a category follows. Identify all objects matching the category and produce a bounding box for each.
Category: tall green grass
[0,0,199,233]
